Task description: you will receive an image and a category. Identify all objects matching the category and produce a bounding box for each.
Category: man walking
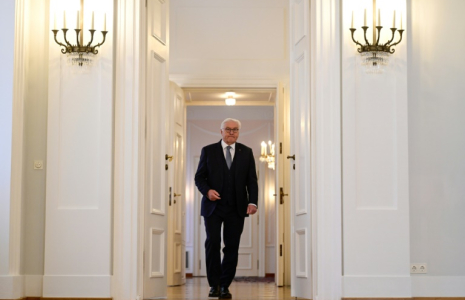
[195,118,258,299]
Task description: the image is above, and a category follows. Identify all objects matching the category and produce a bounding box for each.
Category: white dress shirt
[221,140,235,160]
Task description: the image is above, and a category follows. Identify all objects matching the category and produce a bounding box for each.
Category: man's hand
[207,189,221,201]
[247,204,257,215]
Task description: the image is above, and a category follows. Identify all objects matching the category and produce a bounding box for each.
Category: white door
[167,83,186,286]
[143,0,170,298]
[290,0,312,298]
[274,82,291,287]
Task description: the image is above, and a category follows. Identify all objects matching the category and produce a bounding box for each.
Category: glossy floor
[166,277,295,300]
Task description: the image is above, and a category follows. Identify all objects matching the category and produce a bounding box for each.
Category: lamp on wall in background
[260,141,275,170]
[51,0,108,67]
[225,92,236,106]
[349,0,405,73]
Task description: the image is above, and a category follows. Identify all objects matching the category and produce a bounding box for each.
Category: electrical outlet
[418,263,427,273]
[34,160,44,170]
[411,263,427,274]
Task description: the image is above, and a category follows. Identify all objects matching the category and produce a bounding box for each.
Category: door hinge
[169,187,172,206]
[199,259,201,269]
[280,142,282,154]
[280,244,283,257]
[257,260,259,269]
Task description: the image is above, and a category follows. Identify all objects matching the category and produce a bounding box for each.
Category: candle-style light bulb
[261,141,266,156]
[351,11,354,28]
[378,9,381,26]
[364,9,367,26]
[76,10,79,29]
[54,13,57,30]
[63,11,67,28]
[91,11,95,29]
[392,10,396,28]
[400,12,403,30]
[104,13,107,31]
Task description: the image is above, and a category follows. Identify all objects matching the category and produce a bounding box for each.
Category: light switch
[34,160,44,170]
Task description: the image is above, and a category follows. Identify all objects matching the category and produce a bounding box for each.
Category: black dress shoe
[219,286,232,299]
[208,285,220,298]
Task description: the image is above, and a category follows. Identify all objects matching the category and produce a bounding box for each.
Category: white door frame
[112,0,343,299]
[112,0,145,300]
[182,78,278,280]
[306,0,342,299]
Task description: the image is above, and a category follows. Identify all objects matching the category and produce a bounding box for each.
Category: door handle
[279,187,288,205]
[287,155,295,160]
[174,193,181,197]
[165,154,173,162]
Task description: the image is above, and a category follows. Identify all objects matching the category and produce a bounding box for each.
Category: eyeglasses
[222,127,239,133]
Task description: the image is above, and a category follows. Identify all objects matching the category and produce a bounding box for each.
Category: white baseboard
[43,275,111,297]
[25,275,43,297]
[0,275,24,299]
[412,276,465,297]
[343,275,412,297]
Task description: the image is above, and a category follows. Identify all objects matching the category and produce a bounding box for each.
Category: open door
[274,82,291,287]
[289,0,312,298]
[143,0,170,298]
[167,82,186,286]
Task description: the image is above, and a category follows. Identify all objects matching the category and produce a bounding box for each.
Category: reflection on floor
[167,277,294,300]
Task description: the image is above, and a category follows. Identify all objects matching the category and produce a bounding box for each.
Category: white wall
[342,0,410,297]
[169,0,289,81]
[23,0,48,277]
[42,0,114,297]
[408,0,465,296]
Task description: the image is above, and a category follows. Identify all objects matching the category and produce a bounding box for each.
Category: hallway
[167,278,294,300]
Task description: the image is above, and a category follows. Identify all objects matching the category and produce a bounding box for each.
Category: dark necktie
[226,146,232,169]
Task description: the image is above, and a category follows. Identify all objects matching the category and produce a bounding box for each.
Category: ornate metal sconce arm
[61,29,73,50]
[350,28,364,52]
[375,26,382,46]
[91,31,108,54]
[362,26,371,46]
[75,29,82,48]
[389,29,404,48]
[86,30,96,48]
[52,30,68,54]
[384,28,398,46]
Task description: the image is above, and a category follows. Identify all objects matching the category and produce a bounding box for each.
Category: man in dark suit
[195,118,258,299]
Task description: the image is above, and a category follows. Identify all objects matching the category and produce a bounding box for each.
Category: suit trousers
[204,204,245,288]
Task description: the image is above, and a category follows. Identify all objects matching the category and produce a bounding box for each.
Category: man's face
[221,121,240,145]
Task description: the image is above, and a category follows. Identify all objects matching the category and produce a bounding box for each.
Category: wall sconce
[349,0,404,73]
[260,141,275,170]
[225,92,236,106]
[51,0,108,67]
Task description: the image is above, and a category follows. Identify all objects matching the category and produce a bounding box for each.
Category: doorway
[183,100,276,280]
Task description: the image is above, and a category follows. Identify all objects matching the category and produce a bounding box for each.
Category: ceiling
[183,88,276,106]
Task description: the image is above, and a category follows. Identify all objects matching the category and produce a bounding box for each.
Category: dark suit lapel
[216,140,225,171]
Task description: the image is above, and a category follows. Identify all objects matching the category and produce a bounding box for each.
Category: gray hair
[221,118,241,129]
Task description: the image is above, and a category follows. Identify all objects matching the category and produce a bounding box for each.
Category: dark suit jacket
[195,140,258,218]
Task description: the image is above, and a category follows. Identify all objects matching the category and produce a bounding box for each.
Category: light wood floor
[166,277,295,300]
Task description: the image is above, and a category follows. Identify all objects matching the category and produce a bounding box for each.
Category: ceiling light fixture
[225,92,236,106]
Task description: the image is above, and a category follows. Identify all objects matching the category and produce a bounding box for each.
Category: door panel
[144,0,170,298]
[290,0,312,298]
[167,82,186,286]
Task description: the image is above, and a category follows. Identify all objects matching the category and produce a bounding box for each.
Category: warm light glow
[225,97,236,106]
